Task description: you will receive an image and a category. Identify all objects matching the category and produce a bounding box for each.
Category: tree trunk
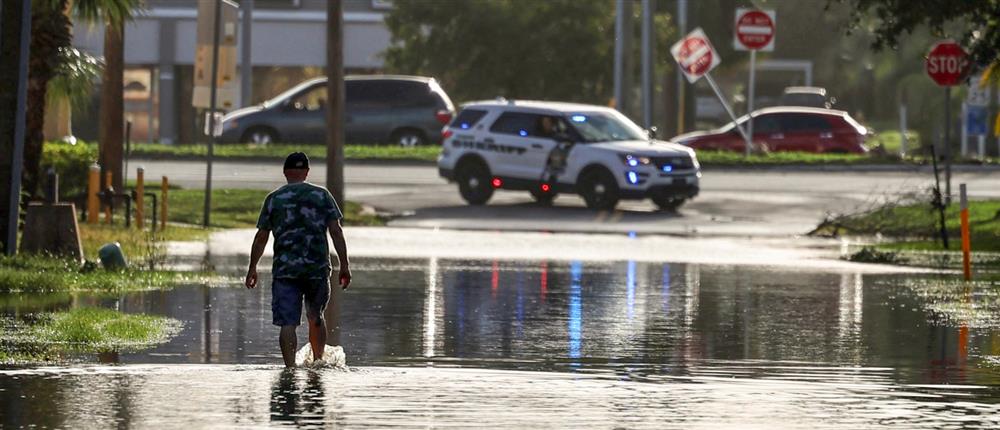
[325,0,345,207]
[22,2,71,201]
[99,22,125,192]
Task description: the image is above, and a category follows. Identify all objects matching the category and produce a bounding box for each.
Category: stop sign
[926,40,970,86]
[671,28,721,83]
[734,9,775,51]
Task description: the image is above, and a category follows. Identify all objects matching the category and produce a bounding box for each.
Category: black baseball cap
[283,152,310,170]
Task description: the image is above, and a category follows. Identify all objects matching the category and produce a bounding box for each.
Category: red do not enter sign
[735,10,774,50]
[926,40,970,87]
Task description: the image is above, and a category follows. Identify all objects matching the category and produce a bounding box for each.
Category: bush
[41,141,98,201]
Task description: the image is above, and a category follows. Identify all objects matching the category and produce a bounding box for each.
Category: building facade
[71,0,392,144]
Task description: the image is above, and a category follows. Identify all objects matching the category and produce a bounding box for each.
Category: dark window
[347,80,440,109]
[778,114,832,132]
[752,114,781,134]
[346,81,391,108]
[489,112,567,138]
[450,109,487,130]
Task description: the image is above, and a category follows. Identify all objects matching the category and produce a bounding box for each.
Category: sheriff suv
[437,100,701,211]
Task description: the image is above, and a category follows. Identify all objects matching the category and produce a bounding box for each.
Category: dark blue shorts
[271,277,330,326]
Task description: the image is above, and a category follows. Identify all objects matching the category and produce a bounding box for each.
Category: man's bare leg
[279,325,297,367]
[307,316,326,361]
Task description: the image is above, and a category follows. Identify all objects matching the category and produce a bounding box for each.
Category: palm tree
[21,0,142,200]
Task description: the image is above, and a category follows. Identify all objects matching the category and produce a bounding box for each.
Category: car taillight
[436,110,453,125]
[442,129,453,140]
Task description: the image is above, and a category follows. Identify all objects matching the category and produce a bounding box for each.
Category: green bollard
[98,242,128,270]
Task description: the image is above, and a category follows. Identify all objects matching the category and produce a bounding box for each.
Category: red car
[672,107,870,154]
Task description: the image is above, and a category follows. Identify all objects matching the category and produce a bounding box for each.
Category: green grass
[871,130,920,155]
[79,224,208,262]
[1,308,180,363]
[126,142,441,162]
[821,197,1000,270]
[147,187,384,228]
[0,255,206,294]
[695,150,884,166]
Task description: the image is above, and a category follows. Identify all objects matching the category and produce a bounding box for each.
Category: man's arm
[245,228,270,289]
[328,219,351,289]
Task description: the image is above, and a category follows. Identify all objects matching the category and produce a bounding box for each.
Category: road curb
[129,155,1000,172]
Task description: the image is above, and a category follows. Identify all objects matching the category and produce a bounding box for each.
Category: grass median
[1,307,181,364]
[127,142,441,162]
[813,196,1000,269]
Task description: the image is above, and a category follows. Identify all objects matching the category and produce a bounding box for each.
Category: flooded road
[3,257,1000,428]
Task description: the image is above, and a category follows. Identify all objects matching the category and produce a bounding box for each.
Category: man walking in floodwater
[245,152,352,367]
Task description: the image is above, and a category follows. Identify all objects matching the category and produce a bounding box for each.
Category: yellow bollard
[161,176,168,231]
[104,171,113,224]
[87,163,100,224]
[960,184,972,281]
[136,167,145,229]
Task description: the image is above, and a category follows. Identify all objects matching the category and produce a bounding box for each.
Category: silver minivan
[219,75,455,146]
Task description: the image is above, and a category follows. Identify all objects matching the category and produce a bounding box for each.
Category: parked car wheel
[241,127,278,145]
[456,159,493,205]
[578,168,619,211]
[392,128,427,147]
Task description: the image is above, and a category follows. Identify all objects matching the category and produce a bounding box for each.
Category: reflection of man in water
[271,369,325,424]
[245,152,352,367]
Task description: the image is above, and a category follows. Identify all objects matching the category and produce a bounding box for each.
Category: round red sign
[677,37,714,77]
[926,41,970,87]
[735,10,774,50]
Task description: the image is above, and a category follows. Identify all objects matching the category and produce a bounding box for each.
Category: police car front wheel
[578,169,619,211]
[651,194,686,212]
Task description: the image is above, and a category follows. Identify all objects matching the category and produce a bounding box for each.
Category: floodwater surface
[2,257,1000,428]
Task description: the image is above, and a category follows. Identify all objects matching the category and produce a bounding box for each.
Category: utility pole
[675,0,688,134]
[326,0,345,206]
[202,0,223,227]
[99,16,126,192]
[240,0,253,107]
[641,0,655,128]
[0,0,31,255]
[613,0,634,115]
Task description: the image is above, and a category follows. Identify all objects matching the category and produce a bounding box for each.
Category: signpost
[963,74,990,158]
[672,28,751,155]
[733,8,775,152]
[925,40,970,205]
[194,0,239,227]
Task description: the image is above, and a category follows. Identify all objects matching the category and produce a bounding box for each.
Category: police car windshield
[566,112,647,142]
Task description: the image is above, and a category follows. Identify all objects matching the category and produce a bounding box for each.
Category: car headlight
[621,154,651,167]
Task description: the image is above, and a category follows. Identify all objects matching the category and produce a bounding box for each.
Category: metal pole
[705,73,751,155]
[124,120,131,180]
[203,0,222,227]
[240,0,253,107]
[675,0,687,134]
[5,0,30,256]
[945,86,952,205]
[613,0,625,111]
[899,104,908,157]
[959,183,971,281]
[747,49,756,148]
[641,0,653,127]
[960,102,968,157]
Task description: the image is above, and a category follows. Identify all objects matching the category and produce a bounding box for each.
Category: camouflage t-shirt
[256,182,343,279]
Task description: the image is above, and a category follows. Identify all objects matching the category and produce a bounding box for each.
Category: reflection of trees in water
[270,369,326,425]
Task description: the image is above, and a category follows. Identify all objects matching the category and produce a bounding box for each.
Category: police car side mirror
[646,126,658,139]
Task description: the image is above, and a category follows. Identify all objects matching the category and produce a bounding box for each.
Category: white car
[437,100,701,211]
